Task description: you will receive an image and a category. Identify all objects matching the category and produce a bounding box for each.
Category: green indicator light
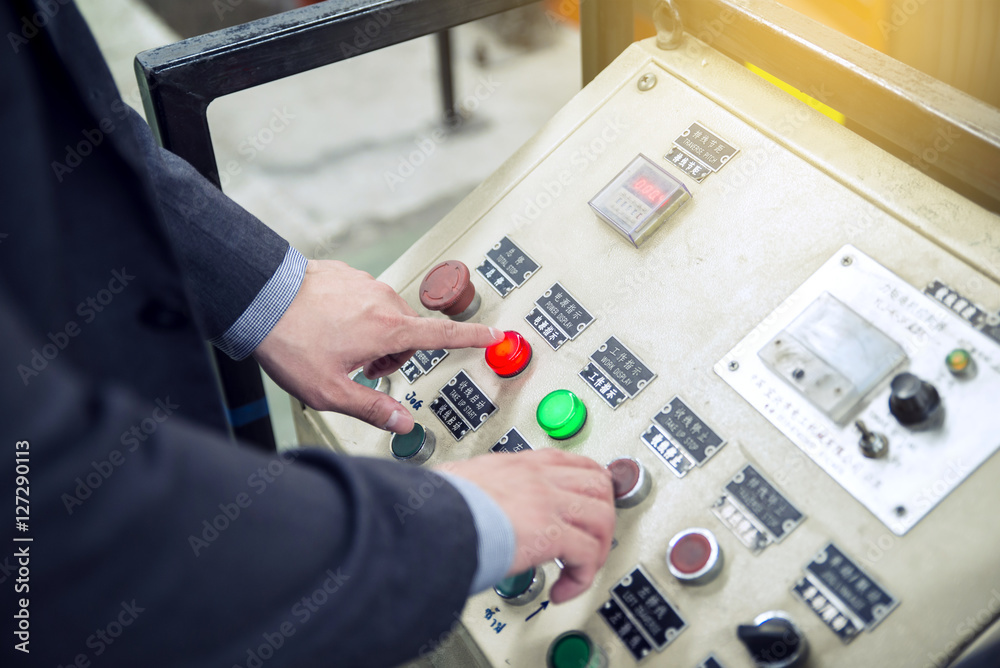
[537,390,587,440]
[495,569,534,598]
[945,349,976,378]
[391,424,425,459]
[548,631,595,668]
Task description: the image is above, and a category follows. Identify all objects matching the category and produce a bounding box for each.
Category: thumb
[336,382,415,433]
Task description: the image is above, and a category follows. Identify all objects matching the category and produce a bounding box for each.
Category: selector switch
[536,390,587,440]
[390,423,435,465]
[737,611,809,668]
[419,260,481,321]
[494,567,545,606]
[667,528,723,585]
[485,330,533,377]
[888,372,944,430]
[606,457,651,508]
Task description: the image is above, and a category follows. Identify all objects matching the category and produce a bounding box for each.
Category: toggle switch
[419,260,480,321]
[390,423,435,465]
[494,567,545,606]
[667,528,723,585]
[536,390,587,440]
[485,330,533,377]
[606,457,651,508]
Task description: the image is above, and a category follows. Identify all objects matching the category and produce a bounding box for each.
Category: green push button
[351,369,388,393]
[495,569,534,599]
[547,631,601,668]
[537,390,587,440]
[390,424,434,464]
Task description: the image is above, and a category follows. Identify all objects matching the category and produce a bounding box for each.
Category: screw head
[841,255,853,266]
[728,361,739,371]
[637,73,658,91]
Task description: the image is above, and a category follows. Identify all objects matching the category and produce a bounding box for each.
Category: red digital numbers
[630,176,668,205]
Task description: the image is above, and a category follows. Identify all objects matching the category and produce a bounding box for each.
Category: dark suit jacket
[0,2,477,665]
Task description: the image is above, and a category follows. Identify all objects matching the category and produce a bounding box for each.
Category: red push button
[667,528,722,584]
[420,260,480,320]
[606,457,650,508]
[485,330,532,378]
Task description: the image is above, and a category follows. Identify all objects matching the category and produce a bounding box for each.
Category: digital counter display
[590,154,691,247]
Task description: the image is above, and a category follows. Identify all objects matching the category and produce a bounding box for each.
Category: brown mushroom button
[420,260,476,316]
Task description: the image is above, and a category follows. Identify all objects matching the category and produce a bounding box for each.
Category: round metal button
[390,423,435,465]
[494,567,545,606]
[606,457,651,508]
[667,527,723,585]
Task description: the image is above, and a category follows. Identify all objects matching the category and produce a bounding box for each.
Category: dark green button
[537,390,587,440]
[548,631,596,668]
[352,369,382,391]
[495,569,534,598]
[391,424,425,459]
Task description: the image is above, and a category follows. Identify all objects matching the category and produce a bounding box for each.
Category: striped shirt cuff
[439,472,517,595]
[210,246,308,360]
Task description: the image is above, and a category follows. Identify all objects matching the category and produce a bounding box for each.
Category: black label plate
[490,427,534,454]
[400,360,424,384]
[725,464,804,542]
[535,282,594,340]
[673,122,739,172]
[611,566,686,651]
[580,362,627,409]
[590,336,656,398]
[429,396,470,441]
[641,424,694,478]
[652,397,725,465]
[476,259,516,298]
[412,349,448,374]
[525,307,569,350]
[697,656,725,668]
[925,279,1000,344]
[801,543,898,631]
[485,236,540,286]
[665,147,710,182]
[598,598,653,662]
[440,371,497,432]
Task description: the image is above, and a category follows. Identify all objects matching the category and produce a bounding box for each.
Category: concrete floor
[77,0,582,447]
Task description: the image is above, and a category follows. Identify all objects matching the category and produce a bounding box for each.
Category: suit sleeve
[126,108,304,357]
[0,287,478,668]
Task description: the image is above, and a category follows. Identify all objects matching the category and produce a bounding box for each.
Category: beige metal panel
[307,35,1000,667]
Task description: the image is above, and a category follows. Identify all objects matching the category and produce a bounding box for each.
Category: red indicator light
[485,330,532,378]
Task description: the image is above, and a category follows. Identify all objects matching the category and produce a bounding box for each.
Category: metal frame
[582,0,1000,209]
[135,0,536,448]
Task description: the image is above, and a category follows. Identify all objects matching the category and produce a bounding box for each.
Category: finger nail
[383,410,413,434]
[489,327,505,342]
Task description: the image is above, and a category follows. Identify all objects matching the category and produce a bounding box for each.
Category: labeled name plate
[712,464,804,553]
[526,282,594,350]
[590,336,655,398]
[430,396,470,441]
[598,598,653,662]
[490,427,534,454]
[440,371,497,432]
[400,349,449,384]
[793,542,899,643]
[609,566,686,652]
[652,397,724,465]
[580,362,627,409]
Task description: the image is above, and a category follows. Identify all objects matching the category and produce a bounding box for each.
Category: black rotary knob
[889,372,944,430]
[737,612,808,668]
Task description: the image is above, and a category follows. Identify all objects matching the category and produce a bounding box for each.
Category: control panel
[298,36,1000,668]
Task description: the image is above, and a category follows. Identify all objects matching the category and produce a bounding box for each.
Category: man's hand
[254,260,503,433]
[442,449,616,604]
